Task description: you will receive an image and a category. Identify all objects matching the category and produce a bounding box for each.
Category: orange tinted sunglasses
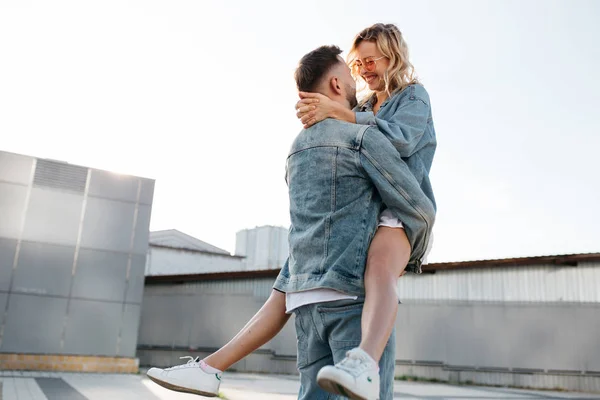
[351,56,387,72]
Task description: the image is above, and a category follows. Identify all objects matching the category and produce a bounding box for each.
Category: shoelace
[166,356,200,371]
[336,350,371,376]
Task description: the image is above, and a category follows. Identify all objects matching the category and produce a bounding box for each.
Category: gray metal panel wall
[139,292,270,351]
[0,151,154,358]
[0,182,28,239]
[0,238,17,292]
[0,152,34,184]
[395,302,600,372]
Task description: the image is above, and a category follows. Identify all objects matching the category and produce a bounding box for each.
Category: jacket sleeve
[359,126,436,265]
[272,257,290,293]
[355,96,430,158]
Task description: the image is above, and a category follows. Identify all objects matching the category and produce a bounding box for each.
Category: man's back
[275,118,435,297]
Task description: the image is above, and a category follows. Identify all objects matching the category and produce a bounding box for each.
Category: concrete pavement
[1,370,599,400]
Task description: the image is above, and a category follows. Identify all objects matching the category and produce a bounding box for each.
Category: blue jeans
[293,299,396,400]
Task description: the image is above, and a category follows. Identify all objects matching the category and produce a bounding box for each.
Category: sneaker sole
[147,374,218,397]
[317,375,370,400]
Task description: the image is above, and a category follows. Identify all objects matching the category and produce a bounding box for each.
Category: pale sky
[1,0,598,262]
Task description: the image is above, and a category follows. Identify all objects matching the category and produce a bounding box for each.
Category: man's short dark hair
[295,45,343,92]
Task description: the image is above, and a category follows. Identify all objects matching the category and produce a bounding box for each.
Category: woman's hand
[295,92,341,128]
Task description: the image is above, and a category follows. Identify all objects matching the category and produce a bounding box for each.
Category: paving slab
[1,371,599,400]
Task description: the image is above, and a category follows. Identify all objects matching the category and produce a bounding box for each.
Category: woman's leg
[360,226,410,362]
[204,289,290,371]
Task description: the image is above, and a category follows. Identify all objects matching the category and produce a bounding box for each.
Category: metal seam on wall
[0,178,29,187]
[0,239,148,257]
[116,178,142,355]
[0,290,143,305]
[59,168,91,350]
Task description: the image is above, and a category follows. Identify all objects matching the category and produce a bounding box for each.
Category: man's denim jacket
[273,86,436,296]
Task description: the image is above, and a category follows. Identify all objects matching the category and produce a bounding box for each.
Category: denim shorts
[293,298,396,400]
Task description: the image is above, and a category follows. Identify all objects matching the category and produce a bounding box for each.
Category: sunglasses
[351,56,387,72]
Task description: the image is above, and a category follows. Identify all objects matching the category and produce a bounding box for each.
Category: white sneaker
[317,348,380,400]
[146,356,222,397]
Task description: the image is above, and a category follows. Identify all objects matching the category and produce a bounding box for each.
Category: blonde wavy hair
[347,23,418,102]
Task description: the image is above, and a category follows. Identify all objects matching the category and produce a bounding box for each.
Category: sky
[1,0,598,262]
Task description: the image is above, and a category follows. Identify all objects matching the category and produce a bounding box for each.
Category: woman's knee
[366,227,410,278]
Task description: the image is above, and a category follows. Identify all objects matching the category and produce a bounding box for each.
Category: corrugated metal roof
[149,229,230,254]
[149,244,244,258]
[424,253,600,271]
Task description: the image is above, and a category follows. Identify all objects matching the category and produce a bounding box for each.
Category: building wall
[138,261,600,391]
[0,151,154,358]
[235,226,288,270]
[145,246,244,276]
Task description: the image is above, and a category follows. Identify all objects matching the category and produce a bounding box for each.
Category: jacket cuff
[273,274,288,293]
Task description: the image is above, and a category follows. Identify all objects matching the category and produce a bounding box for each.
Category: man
[274,45,435,400]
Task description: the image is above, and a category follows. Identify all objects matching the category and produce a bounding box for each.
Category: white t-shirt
[285,289,357,314]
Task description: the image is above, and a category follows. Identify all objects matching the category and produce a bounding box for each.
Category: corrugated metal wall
[398,262,600,303]
[144,277,274,298]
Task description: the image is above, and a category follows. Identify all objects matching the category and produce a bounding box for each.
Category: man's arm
[359,127,436,266]
[355,96,431,158]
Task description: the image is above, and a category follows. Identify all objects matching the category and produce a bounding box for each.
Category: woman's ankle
[199,359,223,373]
[357,344,381,364]
[203,355,227,372]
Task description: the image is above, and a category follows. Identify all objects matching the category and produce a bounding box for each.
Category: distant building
[144,226,289,277]
[235,225,288,270]
[145,229,245,276]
